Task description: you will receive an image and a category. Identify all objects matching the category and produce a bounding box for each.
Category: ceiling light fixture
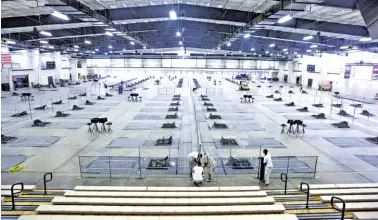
[239,50,242,53]
[217,46,221,50]
[227,42,231,47]
[40,31,52,36]
[244,33,251,38]
[250,48,255,51]
[277,14,293,24]
[51,11,69,20]
[340,45,349,49]
[359,37,372,42]
[306,49,311,52]
[105,28,117,31]
[169,10,177,20]
[310,44,318,48]
[265,51,269,54]
[92,51,95,54]
[143,46,147,49]
[105,31,113,36]
[282,48,288,52]
[105,52,108,55]
[176,31,181,37]
[179,41,183,45]
[6,40,16,44]
[108,45,113,49]
[48,45,54,49]
[269,43,275,47]
[130,41,135,45]
[40,40,48,44]
[123,48,126,52]
[303,35,313,40]
[84,40,91,44]
[95,49,99,51]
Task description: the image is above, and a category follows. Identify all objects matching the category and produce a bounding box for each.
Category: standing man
[204,152,215,182]
[263,149,273,185]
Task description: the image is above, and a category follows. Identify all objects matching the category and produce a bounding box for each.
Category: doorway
[307,78,313,88]
[283,75,288,82]
[296,76,302,85]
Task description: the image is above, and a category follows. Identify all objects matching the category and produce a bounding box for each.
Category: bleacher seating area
[2,183,378,219]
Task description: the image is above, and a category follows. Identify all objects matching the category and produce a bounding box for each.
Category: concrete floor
[2,74,378,190]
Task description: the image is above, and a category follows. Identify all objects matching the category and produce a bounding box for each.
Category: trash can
[259,157,265,181]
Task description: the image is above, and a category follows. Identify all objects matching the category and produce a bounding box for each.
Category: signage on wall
[344,65,351,79]
[1,53,11,64]
[372,65,378,80]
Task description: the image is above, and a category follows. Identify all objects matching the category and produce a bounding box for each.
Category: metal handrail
[11,182,24,210]
[280,173,288,195]
[331,196,346,220]
[300,182,310,209]
[43,172,53,195]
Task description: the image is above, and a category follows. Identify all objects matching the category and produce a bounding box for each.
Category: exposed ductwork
[356,0,378,39]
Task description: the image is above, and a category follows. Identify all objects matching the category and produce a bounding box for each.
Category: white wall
[290,52,378,97]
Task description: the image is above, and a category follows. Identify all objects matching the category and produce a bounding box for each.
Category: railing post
[139,146,142,179]
[300,182,310,209]
[108,156,112,178]
[43,173,53,195]
[78,156,83,178]
[331,196,345,220]
[11,182,24,210]
[280,173,288,195]
[314,156,318,178]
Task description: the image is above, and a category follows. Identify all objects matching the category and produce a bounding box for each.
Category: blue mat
[1,155,29,172]
[355,155,378,167]
[4,136,61,147]
[325,137,375,148]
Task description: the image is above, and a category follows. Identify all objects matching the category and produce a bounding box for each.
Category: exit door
[307,78,313,88]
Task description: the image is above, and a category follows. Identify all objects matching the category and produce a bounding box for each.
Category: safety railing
[79,156,318,178]
[331,196,346,220]
[44,172,53,195]
[300,182,310,209]
[11,182,24,210]
[280,173,288,195]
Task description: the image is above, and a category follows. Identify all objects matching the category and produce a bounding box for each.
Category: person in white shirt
[187,151,202,177]
[192,162,204,186]
[263,149,273,185]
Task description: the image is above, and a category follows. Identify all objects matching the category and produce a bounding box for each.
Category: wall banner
[344,65,351,79]
[372,65,378,80]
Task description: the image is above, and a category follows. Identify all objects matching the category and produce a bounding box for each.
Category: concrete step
[353,212,378,220]
[64,190,268,198]
[321,195,378,202]
[36,204,286,215]
[18,214,298,220]
[298,183,378,190]
[1,185,35,191]
[334,202,378,211]
[52,196,275,206]
[310,188,378,196]
[74,186,260,192]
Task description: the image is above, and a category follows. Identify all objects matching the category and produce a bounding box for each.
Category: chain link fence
[79,156,317,178]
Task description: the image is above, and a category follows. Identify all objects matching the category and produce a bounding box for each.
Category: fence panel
[79,156,317,178]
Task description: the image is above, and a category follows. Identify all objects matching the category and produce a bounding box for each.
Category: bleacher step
[310,188,378,196]
[1,206,38,211]
[17,214,299,220]
[64,190,268,198]
[334,202,378,211]
[52,196,275,205]
[1,185,35,191]
[284,204,328,210]
[74,186,261,192]
[36,204,286,215]
[296,213,347,220]
[298,183,378,190]
[352,211,378,220]
[321,195,378,202]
